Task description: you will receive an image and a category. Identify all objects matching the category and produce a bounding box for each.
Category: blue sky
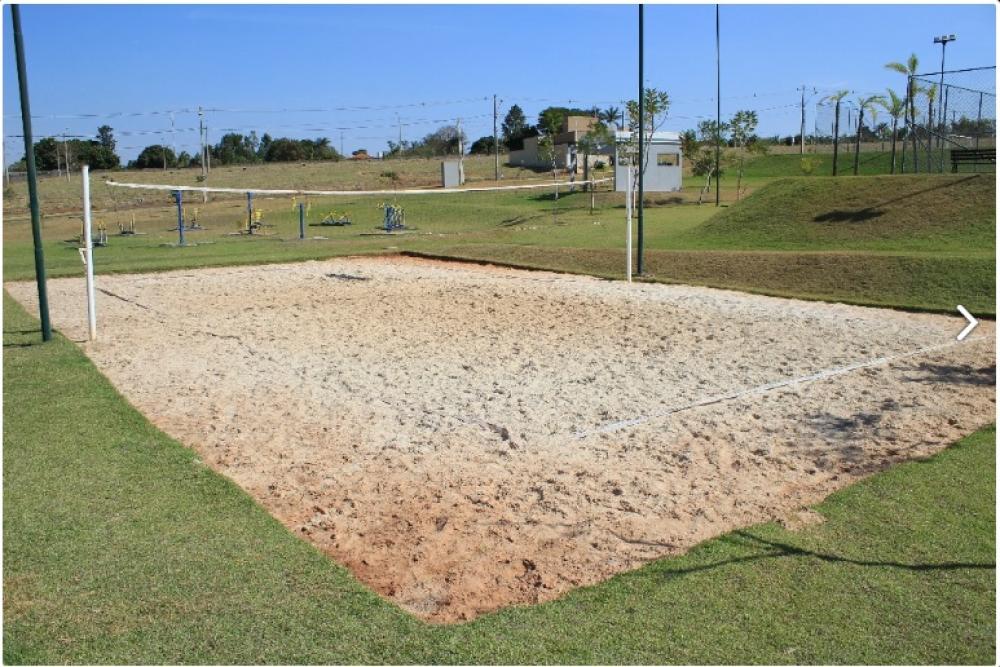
[3,3,996,163]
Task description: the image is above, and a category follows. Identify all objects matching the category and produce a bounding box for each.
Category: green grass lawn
[3,294,994,664]
[3,172,995,314]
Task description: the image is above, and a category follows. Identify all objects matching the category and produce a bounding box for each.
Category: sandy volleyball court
[7,256,995,622]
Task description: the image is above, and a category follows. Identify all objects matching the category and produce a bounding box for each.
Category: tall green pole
[637,3,644,276]
[715,4,721,206]
[12,4,51,341]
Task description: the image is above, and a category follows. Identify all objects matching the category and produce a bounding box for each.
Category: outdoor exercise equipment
[378,202,406,232]
[320,209,352,226]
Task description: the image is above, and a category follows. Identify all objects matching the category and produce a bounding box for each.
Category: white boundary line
[574,335,991,439]
[106,177,613,197]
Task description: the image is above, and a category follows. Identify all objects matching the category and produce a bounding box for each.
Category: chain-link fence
[907,66,995,173]
[813,97,866,174]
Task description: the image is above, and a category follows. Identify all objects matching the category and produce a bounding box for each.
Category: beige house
[508,116,609,170]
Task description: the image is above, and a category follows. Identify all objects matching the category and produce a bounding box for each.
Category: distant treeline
[9,127,344,172]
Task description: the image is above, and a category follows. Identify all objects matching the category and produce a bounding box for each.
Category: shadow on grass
[812,174,981,224]
[2,324,45,348]
[657,530,995,579]
[813,208,885,223]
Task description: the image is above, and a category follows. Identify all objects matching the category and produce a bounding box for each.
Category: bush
[593,160,606,170]
[380,170,400,181]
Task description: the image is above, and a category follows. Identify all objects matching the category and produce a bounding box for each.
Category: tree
[257,133,273,161]
[824,90,850,176]
[469,136,497,155]
[690,148,726,204]
[97,125,116,152]
[620,88,671,193]
[728,109,758,199]
[885,53,920,172]
[212,133,258,165]
[600,106,622,130]
[423,125,465,156]
[131,144,176,169]
[501,104,528,150]
[536,106,592,133]
[923,83,938,169]
[679,129,699,159]
[536,110,563,197]
[32,137,61,171]
[265,138,306,162]
[576,120,613,200]
[853,94,885,175]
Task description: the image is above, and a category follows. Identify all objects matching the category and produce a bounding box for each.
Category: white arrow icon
[956,305,979,341]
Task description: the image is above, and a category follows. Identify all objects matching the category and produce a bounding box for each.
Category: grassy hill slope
[681,173,995,253]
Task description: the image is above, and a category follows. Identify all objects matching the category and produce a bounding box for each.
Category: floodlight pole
[636,3,644,276]
[934,34,956,150]
[12,4,51,341]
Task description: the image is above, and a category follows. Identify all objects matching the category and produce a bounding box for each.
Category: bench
[951,148,995,172]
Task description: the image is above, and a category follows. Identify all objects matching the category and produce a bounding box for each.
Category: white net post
[81,165,96,340]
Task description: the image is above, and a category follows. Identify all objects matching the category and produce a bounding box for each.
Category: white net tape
[106,177,613,197]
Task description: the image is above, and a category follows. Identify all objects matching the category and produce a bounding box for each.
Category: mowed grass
[3,168,996,313]
[3,294,995,664]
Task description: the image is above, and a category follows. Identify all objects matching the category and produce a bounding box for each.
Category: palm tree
[854,94,886,175]
[601,106,622,130]
[923,83,938,168]
[824,90,851,176]
[879,89,906,174]
[885,53,920,172]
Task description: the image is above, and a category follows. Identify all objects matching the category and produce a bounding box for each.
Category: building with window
[508,116,606,170]
[614,130,683,192]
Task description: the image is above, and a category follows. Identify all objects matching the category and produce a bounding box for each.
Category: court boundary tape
[574,335,990,439]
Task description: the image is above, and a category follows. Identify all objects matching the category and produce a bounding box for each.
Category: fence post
[298,202,305,240]
[976,92,983,152]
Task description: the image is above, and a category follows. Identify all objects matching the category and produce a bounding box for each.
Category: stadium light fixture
[934,34,956,140]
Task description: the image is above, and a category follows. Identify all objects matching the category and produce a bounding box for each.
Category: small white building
[614,130,683,193]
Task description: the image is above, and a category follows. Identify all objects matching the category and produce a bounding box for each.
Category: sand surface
[7,257,995,622]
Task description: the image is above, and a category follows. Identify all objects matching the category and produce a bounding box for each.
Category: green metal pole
[12,4,51,341]
[715,4,721,207]
[637,3,644,276]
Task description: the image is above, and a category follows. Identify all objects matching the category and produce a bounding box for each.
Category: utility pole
[799,85,806,154]
[169,111,176,166]
[12,3,52,341]
[493,94,500,181]
[456,116,464,182]
[199,106,207,202]
[63,131,70,181]
[205,124,210,172]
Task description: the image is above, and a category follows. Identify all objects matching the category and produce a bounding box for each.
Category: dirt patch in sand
[7,256,995,622]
